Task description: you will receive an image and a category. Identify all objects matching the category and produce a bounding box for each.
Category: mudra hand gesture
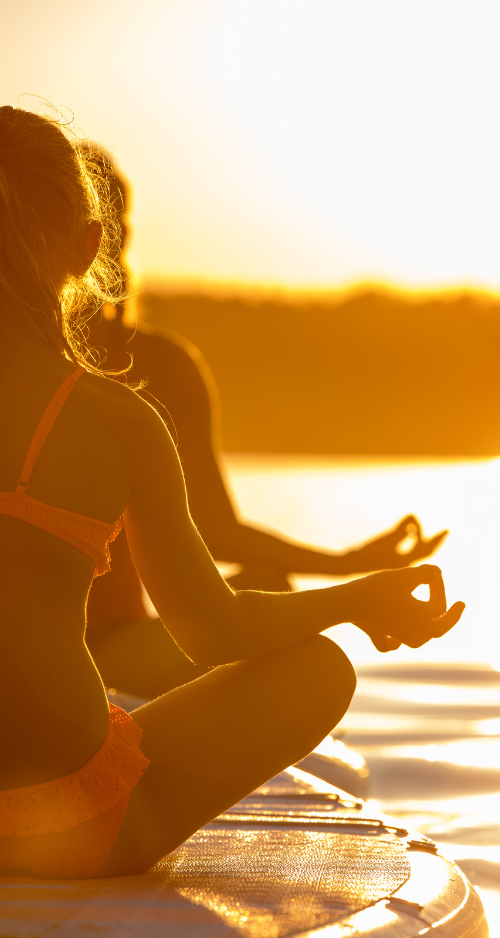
[344,563,464,653]
[343,515,447,574]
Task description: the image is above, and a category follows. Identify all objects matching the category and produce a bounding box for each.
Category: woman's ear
[70,220,103,277]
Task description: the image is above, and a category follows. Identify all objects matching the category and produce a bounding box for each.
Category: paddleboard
[0,765,488,937]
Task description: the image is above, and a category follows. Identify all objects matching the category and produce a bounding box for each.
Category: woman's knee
[250,634,355,747]
[295,634,356,714]
[249,633,355,707]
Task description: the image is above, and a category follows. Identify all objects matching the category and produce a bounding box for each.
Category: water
[224,454,500,930]
[224,454,500,666]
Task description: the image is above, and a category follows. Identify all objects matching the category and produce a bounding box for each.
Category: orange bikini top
[0,366,122,576]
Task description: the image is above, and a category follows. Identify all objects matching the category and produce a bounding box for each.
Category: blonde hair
[0,104,125,371]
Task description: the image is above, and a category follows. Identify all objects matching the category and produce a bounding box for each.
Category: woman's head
[0,105,123,366]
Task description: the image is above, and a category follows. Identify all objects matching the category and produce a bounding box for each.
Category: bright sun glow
[2,0,500,290]
[227,455,500,666]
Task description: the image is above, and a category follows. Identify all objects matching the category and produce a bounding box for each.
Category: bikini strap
[15,366,86,495]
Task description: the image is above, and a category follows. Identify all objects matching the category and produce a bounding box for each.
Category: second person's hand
[341,516,448,574]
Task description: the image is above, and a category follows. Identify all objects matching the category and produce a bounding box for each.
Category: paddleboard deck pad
[0,767,488,937]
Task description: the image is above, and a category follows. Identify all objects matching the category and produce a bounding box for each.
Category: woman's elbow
[166,598,245,667]
[178,632,236,668]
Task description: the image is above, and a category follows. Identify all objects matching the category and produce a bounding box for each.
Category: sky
[2,0,500,292]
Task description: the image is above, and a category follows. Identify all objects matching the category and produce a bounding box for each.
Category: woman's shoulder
[79,367,186,506]
[79,368,170,442]
[80,366,145,407]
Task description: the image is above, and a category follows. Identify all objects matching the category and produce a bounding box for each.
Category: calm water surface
[224,454,500,929]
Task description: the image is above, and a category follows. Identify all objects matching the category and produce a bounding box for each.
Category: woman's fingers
[427,569,447,617]
[425,530,448,551]
[410,529,448,560]
[403,632,430,648]
[354,566,463,653]
[392,515,420,546]
[404,601,465,645]
[369,633,402,653]
[410,565,462,622]
[402,601,465,646]
[382,636,403,652]
[391,516,448,564]
[429,601,466,637]
[406,563,442,592]
[398,514,419,534]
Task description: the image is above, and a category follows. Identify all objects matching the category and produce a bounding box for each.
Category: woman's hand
[341,516,447,574]
[342,564,465,653]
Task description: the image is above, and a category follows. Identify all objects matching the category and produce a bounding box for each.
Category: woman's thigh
[86,561,292,700]
[98,634,356,876]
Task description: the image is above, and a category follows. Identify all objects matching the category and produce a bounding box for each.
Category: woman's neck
[0,298,55,372]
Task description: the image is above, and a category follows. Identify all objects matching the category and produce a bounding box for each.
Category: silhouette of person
[0,106,463,877]
[85,149,448,698]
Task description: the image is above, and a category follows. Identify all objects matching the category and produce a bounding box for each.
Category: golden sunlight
[2,0,500,290]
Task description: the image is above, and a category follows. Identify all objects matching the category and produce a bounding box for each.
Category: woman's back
[0,334,136,788]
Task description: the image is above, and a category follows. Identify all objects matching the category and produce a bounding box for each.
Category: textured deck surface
[0,771,410,938]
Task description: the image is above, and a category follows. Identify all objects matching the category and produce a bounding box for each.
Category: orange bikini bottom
[0,704,150,879]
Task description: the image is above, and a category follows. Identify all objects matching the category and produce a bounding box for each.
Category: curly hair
[0,104,126,372]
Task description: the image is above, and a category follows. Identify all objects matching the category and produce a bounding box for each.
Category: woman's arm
[194,513,447,576]
[122,393,464,667]
[133,329,446,576]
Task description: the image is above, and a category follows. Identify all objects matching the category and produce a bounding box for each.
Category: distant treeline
[138,289,500,456]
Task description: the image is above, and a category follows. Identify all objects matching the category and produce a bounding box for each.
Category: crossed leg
[98,634,356,876]
[86,565,293,699]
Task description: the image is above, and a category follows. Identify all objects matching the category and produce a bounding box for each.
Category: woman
[0,105,464,879]
[85,151,448,700]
